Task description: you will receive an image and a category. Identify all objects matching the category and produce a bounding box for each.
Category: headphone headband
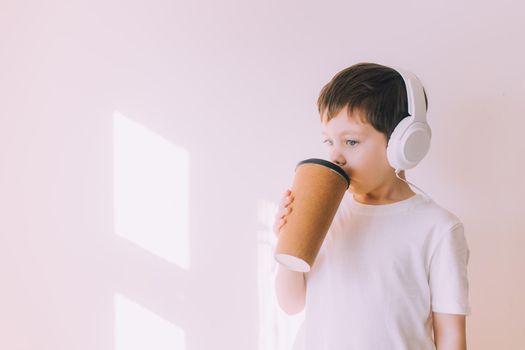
[392,67,427,123]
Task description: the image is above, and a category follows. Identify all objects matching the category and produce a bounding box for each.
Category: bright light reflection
[113,111,190,269]
[115,294,186,350]
[257,199,305,350]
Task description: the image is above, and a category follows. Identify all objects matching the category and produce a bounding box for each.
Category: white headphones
[386,67,432,172]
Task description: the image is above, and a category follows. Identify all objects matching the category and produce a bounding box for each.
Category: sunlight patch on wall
[257,199,305,350]
[113,111,190,269]
[115,294,186,350]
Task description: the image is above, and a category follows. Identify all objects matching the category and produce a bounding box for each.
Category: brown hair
[317,62,428,142]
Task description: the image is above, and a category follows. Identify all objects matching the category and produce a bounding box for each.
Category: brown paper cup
[274,158,350,272]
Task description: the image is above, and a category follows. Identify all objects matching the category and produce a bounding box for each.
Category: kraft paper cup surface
[275,158,350,272]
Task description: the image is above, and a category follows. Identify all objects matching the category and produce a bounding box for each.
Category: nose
[330,148,346,167]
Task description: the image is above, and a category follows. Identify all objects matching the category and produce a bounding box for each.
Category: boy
[273,63,471,349]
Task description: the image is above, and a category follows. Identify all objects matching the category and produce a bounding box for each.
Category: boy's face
[320,106,396,196]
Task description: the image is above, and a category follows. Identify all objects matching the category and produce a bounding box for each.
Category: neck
[351,171,416,205]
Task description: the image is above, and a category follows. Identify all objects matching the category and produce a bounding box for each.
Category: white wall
[1,0,524,349]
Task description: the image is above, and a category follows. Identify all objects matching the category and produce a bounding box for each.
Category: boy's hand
[273,189,295,238]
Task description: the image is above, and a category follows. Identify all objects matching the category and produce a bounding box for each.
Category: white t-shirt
[297,191,471,350]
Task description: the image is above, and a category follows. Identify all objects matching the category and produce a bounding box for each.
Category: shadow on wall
[112,111,189,348]
[110,111,303,350]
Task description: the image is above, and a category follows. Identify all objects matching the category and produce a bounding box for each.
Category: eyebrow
[321,130,365,137]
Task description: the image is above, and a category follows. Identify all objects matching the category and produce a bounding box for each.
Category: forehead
[321,109,373,136]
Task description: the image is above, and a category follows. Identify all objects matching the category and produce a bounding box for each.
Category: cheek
[345,148,370,168]
[348,148,389,175]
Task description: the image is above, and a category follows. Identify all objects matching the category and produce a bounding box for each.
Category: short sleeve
[429,222,471,315]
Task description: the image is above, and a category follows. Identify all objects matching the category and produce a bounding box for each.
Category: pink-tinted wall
[1,0,524,349]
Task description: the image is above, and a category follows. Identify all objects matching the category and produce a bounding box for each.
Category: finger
[279,206,292,218]
[274,218,285,236]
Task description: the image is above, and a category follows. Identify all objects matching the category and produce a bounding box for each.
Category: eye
[323,139,333,146]
[346,139,359,146]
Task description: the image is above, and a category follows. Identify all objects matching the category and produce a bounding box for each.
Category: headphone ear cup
[387,118,431,171]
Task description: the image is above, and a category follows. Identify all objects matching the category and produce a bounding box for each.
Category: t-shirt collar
[345,191,429,215]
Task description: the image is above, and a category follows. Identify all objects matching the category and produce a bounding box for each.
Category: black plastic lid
[295,158,351,188]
